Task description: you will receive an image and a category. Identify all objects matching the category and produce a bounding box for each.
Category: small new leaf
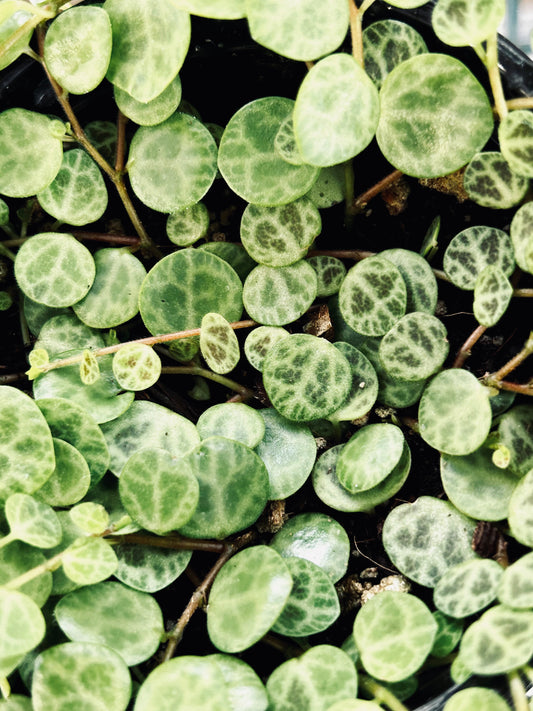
[26,347,49,380]
[79,349,100,385]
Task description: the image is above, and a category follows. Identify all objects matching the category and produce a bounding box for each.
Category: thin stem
[115,110,128,173]
[72,231,140,247]
[349,1,364,66]
[488,379,533,396]
[507,97,533,110]
[162,366,256,400]
[0,243,16,261]
[162,531,256,661]
[0,373,26,385]
[0,532,16,550]
[486,33,509,121]
[108,533,226,554]
[508,670,529,711]
[0,678,10,701]
[4,551,64,590]
[347,169,404,215]
[0,223,20,241]
[452,324,487,368]
[359,675,410,711]
[490,332,533,382]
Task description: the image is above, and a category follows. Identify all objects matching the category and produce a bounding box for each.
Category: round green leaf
[473,266,513,327]
[337,423,405,493]
[243,261,318,326]
[114,75,182,126]
[5,493,61,548]
[246,0,349,61]
[255,407,316,500]
[387,0,430,6]
[44,7,112,94]
[114,543,191,593]
[382,496,477,587]
[0,541,52,607]
[38,148,108,225]
[431,610,464,658]
[55,581,163,666]
[326,702,381,711]
[498,551,533,609]
[104,0,190,103]
[377,54,494,178]
[464,151,529,209]
[128,113,217,212]
[510,202,533,274]
[459,604,533,675]
[240,197,321,267]
[112,343,161,391]
[200,312,240,374]
[197,402,265,448]
[270,511,350,582]
[379,312,449,381]
[274,115,305,165]
[244,326,290,372]
[308,256,346,297]
[363,20,428,90]
[0,1,41,71]
[100,399,200,476]
[139,247,243,336]
[73,247,147,328]
[134,655,230,711]
[508,469,533,547]
[0,109,63,197]
[208,654,268,711]
[207,545,293,652]
[0,694,33,711]
[305,164,346,208]
[329,342,379,422]
[62,536,118,585]
[271,557,340,637]
[432,0,505,47]
[498,405,533,477]
[418,369,492,455]
[173,0,245,18]
[263,333,352,421]
[266,645,358,711]
[0,589,45,677]
[166,202,209,246]
[218,97,319,206]
[15,232,95,308]
[0,386,55,500]
[443,225,515,291]
[69,502,109,534]
[84,120,117,164]
[433,558,503,618]
[178,436,269,539]
[119,448,199,534]
[353,591,437,682]
[199,241,257,282]
[443,687,511,711]
[380,248,438,314]
[499,109,533,178]
[294,53,379,167]
[32,642,131,711]
[339,256,407,337]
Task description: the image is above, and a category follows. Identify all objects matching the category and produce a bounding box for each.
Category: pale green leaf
[112,343,161,391]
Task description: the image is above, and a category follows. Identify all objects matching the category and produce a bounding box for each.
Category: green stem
[0,677,10,700]
[3,550,64,591]
[359,675,410,711]
[0,532,16,551]
[486,33,509,121]
[349,0,376,66]
[162,365,256,400]
[508,670,529,711]
[108,533,226,554]
[0,242,16,262]
[507,97,533,110]
[0,223,20,241]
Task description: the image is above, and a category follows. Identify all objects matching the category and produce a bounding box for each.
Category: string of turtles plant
[0,0,532,710]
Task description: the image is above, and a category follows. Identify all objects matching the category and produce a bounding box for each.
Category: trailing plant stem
[489,332,533,383]
[162,365,256,400]
[347,169,404,214]
[486,33,509,120]
[508,670,529,711]
[359,675,409,711]
[108,533,226,554]
[349,0,377,67]
[453,324,487,368]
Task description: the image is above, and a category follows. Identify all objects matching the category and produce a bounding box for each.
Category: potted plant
[0,0,532,709]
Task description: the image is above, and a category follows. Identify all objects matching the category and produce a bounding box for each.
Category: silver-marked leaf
[308,256,346,298]
[379,312,449,381]
[139,248,243,336]
[114,543,191,593]
[15,233,95,308]
[0,541,52,607]
[119,448,199,534]
[244,326,290,372]
[508,469,533,547]
[208,654,268,711]
[270,512,350,582]
[329,342,379,422]
[0,109,63,197]
[166,202,209,246]
[46,511,88,596]
[510,202,533,274]
[432,0,505,47]
[339,256,407,336]
[31,642,131,711]
[178,436,269,539]
[240,197,321,267]
[22,295,70,337]
[243,261,317,326]
[459,604,533,675]
[326,702,382,711]
[363,20,428,90]
[441,446,518,521]
[0,1,42,71]
[200,312,240,374]
[443,226,515,291]
[100,400,199,476]
[473,266,513,327]
[443,688,511,711]
[272,557,340,637]
[84,120,117,164]
[134,656,230,711]
[73,247,146,328]
[377,54,493,178]
[431,610,464,658]
[128,113,217,212]
[38,148,107,226]
[418,369,492,455]
[80,349,100,385]
[305,164,346,208]
[246,0,349,61]
[173,0,245,18]
[294,53,379,167]
[353,592,437,682]
[104,0,190,103]
[112,343,161,391]
[207,545,292,652]
[218,97,319,206]
[499,109,533,178]
[387,0,430,6]
[498,551,533,609]
[464,152,529,209]
[114,75,182,127]
[274,115,305,165]
[197,402,265,448]
[498,404,533,477]
[433,558,502,618]
[199,241,257,282]
[5,493,61,548]
[69,502,109,535]
[380,248,438,314]
[377,370,427,409]
[382,496,477,587]
[255,407,316,500]
[62,536,117,585]
[35,313,103,357]
[44,7,112,94]
[55,581,163,666]
[263,333,351,421]
[0,589,45,677]
[337,423,405,493]
[0,386,55,500]
[266,645,358,711]
[0,694,33,710]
